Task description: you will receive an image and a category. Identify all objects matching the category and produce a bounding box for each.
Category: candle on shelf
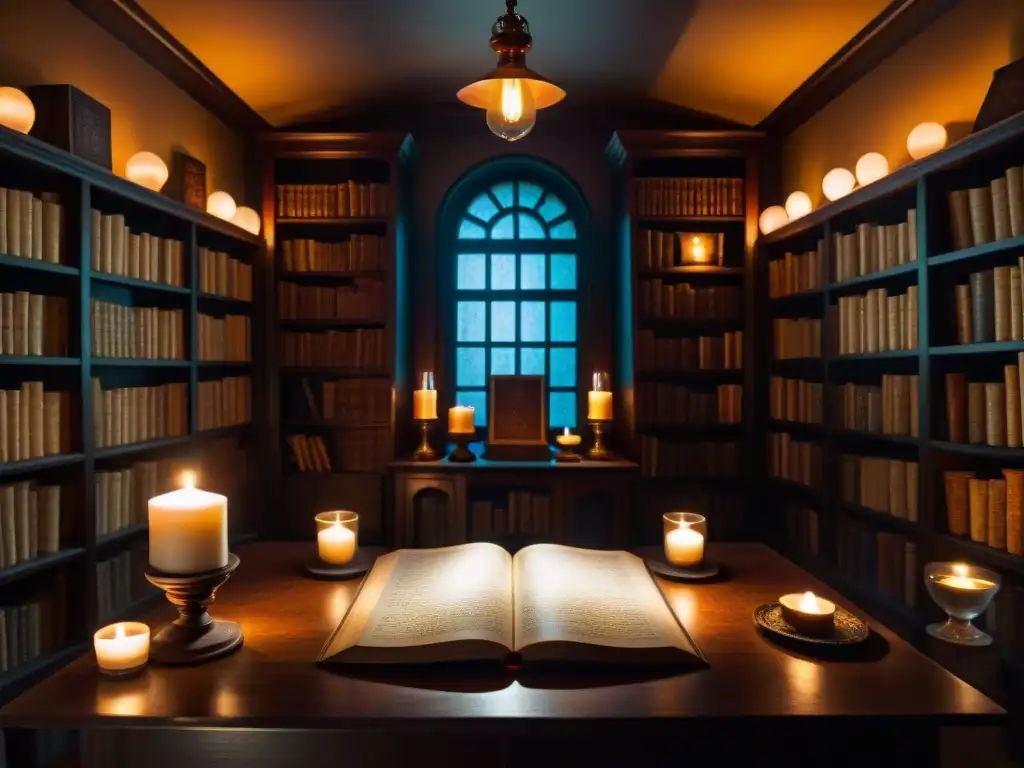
[665,526,704,567]
[924,562,1001,646]
[779,591,836,636]
[148,472,228,575]
[413,372,438,420]
[588,371,613,421]
[555,426,582,447]
[94,622,150,675]
[449,405,475,434]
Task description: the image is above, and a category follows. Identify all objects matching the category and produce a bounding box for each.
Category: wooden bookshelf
[259,132,415,540]
[607,129,761,544]
[0,123,263,707]
[758,110,1024,706]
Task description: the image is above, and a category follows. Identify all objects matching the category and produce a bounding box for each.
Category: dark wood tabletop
[0,542,1003,732]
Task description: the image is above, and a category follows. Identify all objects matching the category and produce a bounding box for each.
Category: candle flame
[115,624,126,640]
[798,591,819,612]
[563,427,570,436]
[180,471,196,490]
[953,563,968,578]
[691,236,707,262]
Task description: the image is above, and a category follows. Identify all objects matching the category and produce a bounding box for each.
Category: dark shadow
[945,120,974,145]
[754,627,891,663]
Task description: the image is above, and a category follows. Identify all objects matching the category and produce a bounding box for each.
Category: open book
[319,543,704,666]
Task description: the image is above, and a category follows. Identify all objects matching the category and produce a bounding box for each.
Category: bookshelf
[758,110,1024,704]
[0,123,263,707]
[607,130,761,545]
[259,132,415,542]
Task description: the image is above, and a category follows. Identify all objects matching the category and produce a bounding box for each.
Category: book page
[355,542,514,649]
[512,544,691,652]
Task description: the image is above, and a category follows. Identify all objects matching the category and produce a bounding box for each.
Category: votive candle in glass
[316,511,359,566]
[663,512,706,567]
[588,371,613,421]
[413,372,438,420]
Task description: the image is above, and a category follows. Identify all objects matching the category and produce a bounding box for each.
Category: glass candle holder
[924,562,1001,646]
[413,371,437,421]
[316,511,359,566]
[663,512,706,568]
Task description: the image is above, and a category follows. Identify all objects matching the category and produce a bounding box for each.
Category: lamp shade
[785,191,812,220]
[855,152,889,186]
[206,191,237,221]
[907,122,947,160]
[758,206,789,236]
[125,151,169,192]
[822,168,856,202]
[232,206,261,235]
[0,87,35,134]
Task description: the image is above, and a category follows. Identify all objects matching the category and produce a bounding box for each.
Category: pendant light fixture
[457,0,565,141]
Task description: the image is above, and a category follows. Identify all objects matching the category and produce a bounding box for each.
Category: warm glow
[485,78,537,142]
[785,191,812,220]
[798,591,820,613]
[125,151,169,192]
[822,168,856,201]
[0,87,35,134]
[855,152,889,185]
[907,122,947,160]
[180,471,196,490]
[563,427,570,436]
[758,205,789,235]
[690,236,707,262]
[665,525,704,567]
[115,624,126,640]
[207,191,237,221]
[953,563,968,578]
[502,79,524,122]
[231,206,261,235]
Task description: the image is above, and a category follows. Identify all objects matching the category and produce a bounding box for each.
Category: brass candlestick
[449,431,476,462]
[144,553,243,666]
[587,420,612,460]
[413,419,438,461]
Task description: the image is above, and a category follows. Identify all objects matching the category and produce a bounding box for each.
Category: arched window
[443,162,586,430]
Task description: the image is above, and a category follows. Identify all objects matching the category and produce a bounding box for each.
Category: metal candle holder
[448,431,477,462]
[413,419,438,461]
[144,553,243,666]
[587,420,612,460]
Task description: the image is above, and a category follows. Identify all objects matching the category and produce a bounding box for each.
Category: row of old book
[837,519,917,611]
[470,493,554,541]
[635,383,742,426]
[768,243,823,299]
[769,432,822,489]
[832,210,918,282]
[772,317,821,359]
[294,378,391,424]
[96,547,153,624]
[198,247,253,301]
[839,454,919,521]
[0,384,72,463]
[947,166,1024,252]
[944,367,1023,446]
[836,286,919,355]
[91,300,185,360]
[0,292,69,357]
[637,230,726,270]
[638,438,738,478]
[769,377,823,424]
[944,469,1024,555]
[90,211,185,287]
[633,177,744,218]
[278,280,383,321]
[0,482,61,567]
[281,329,387,370]
[952,263,1024,344]
[276,182,390,219]
[197,376,251,432]
[836,376,920,436]
[95,459,175,538]
[92,381,188,449]
[279,236,386,274]
[197,313,251,362]
[0,596,57,675]
[637,330,742,372]
[0,187,62,263]
[638,281,741,320]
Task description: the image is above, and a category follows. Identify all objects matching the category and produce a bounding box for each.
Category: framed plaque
[166,150,208,210]
[486,375,550,461]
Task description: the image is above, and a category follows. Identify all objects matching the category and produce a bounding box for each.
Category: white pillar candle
[318,522,357,565]
[587,391,613,421]
[665,526,704,567]
[413,389,438,420]
[148,472,228,574]
[449,406,475,434]
[94,622,150,673]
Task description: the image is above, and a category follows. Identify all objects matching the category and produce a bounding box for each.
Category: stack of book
[280,236,386,272]
[197,314,251,361]
[91,381,188,448]
[0,188,62,263]
[638,282,740,320]
[638,438,737,478]
[952,264,1024,344]
[637,331,742,371]
[95,459,175,538]
[632,177,744,217]
[197,376,251,431]
[90,212,184,286]
[635,383,742,425]
[0,594,60,674]
[768,243,823,298]
[96,546,152,624]
[275,182,389,218]
[0,292,68,356]
[769,432,821,489]
[831,210,918,281]
[836,286,918,354]
[769,377,823,424]
[292,378,391,424]
[469,492,553,541]
[637,230,725,269]
[0,482,61,564]
[836,519,917,609]
[281,329,386,369]
[285,434,332,473]
[944,366,1023,446]
[198,247,253,301]
[278,280,383,321]
[786,504,820,558]
[944,469,1024,554]
[91,300,185,359]
[772,318,821,359]
[835,375,919,435]
[947,165,1024,250]
[0,384,72,460]
[839,454,919,520]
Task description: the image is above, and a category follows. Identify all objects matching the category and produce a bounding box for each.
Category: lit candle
[94,622,150,675]
[148,472,228,574]
[690,236,707,263]
[936,563,995,591]
[413,372,437,420]
[318,521,356,565]
[449,405,475,434]
[555,426,582,447]
[779,591,837,636]
[587,391,613,421]
[665,526,704,567]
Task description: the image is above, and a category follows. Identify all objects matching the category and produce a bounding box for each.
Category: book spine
[1004,468,1024,555]
[1007,364,1022,448]
[988,478,1007,550]
[1008,166,1024,238]
[968,186,995,245]
[970,270,995,343]
[985,382,1006,446]
[969,477,989,543]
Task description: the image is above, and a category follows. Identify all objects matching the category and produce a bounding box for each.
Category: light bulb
[855,152,889,185]
[232,206,261,235]
[758,206,789,235]
[125,151,169,191]
[206,191,237,221]
[822,168,856,202]
[785,191,812,220]
[486,78,536,142]
[907,122,947,160]
[0,87,35,134]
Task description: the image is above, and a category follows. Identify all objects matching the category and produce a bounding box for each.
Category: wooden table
[0,543,1003,767]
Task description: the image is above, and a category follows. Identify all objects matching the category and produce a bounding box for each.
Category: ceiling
[139,0,891,128]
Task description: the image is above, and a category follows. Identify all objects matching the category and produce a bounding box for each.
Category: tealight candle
[665,526,704,567]
[315,511,359,566]
[94,622,150,676]
[555,427,582,447]
[449,405,475,435]
[148,472,227,574]
[779,591,836,637]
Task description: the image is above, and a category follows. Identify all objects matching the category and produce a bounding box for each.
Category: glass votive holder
[663,512,706,568]
[924,562,1001,646]
[94,621,150,677]
[316,511,359,566]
